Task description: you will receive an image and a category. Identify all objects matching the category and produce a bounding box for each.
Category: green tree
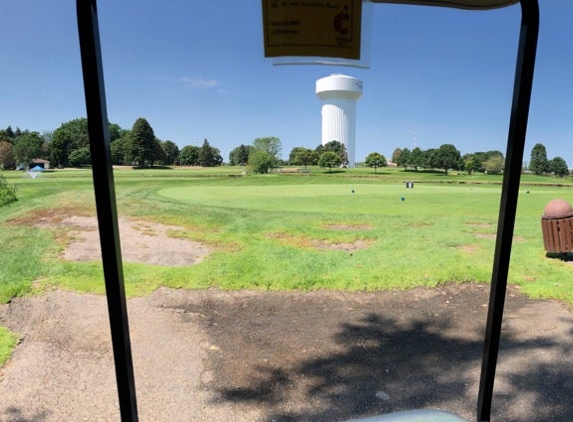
[110,130,132,165]
[550,156,569,177]
[13,132,43,170]
[391,147,402,164]
[289,147,318,168]
[130,117,155,167]
[0,172,17,206]
[423,148,437,169]
[318,151,342,173]
[317,141,348,166]
[410,147,424,171]
[152,138,167,165]
[484,154,505,174]
[40,131,52,160]
[108,123,122,143]
[0,141,15,169]
[248,149,274,174]
[0,131,11,144]
[198,139,216,167]
[253,137,282,160]
[5,126,15,139]
[50,117,118,167]
[179,145,200,166]
[50,129,72,167]
[229,144,252,166]
[396,148,411,170]
[0,126,15,143]
[529,143,549,175]
[433,144,462,175]
[463,154,480,175]
[364,152,387,173]
[213,147,223,166]
[470,152,486,172]
[110,138,126,165]
[49,118,105,167]
[161,140,180,165]
[68,147,91,167]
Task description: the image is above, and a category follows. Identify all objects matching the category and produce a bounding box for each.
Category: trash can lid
[543,198,573,219]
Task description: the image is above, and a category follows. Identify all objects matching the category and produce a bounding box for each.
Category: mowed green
[1,169,573,307]
[159,183,502,215]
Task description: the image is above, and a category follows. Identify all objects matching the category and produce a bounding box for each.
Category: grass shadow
[132,165,173,170]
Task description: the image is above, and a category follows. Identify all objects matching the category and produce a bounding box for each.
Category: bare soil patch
[9,209,212,266]
[474,233,525,243]
[323,223,372,231]
[268,232,372,252]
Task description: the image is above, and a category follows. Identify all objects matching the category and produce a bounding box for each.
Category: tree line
[391,145,502,175]
[0,118,223,170]
[388,143,569,177]
[0,119,569,176]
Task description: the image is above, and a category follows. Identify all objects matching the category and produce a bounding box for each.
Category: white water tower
[315,74,363,167]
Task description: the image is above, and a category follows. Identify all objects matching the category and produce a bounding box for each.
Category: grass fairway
[1,167,573,306]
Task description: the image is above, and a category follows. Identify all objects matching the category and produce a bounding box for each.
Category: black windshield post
[76,1,139,421]
[477,1,539,421]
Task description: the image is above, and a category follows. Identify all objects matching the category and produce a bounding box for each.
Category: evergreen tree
[130,117,155,167]
[229,144,251,166]
[198,139,215,167]
[529,143,550,175]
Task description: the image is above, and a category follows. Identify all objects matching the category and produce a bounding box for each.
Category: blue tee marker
[401,196,405,201]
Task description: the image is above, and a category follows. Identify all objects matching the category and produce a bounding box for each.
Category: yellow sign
[262,0,362,60]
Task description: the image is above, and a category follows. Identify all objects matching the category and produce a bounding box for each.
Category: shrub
[0,172,17,206]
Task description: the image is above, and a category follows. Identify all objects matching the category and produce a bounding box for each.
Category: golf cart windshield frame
[75,1,539,421]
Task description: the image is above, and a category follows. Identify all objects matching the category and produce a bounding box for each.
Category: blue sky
[1,1,572,166]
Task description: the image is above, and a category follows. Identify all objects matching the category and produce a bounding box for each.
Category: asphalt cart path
[1,284,572,422]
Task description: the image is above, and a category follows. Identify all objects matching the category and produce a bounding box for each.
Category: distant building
[31,158,50,170]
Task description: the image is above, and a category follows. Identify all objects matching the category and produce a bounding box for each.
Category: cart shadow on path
[189,287,573,422]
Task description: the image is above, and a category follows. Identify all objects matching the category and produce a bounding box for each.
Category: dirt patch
[474,233,525,243]
[466,222,494,229]
[323,223,372,231]
[268,232,372,252]
[310,238,372,252]
[1,285,572,422]
[9,209,212,267]
[457,244,480,254]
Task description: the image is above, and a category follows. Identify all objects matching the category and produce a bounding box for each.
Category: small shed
[31,158,51,170]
